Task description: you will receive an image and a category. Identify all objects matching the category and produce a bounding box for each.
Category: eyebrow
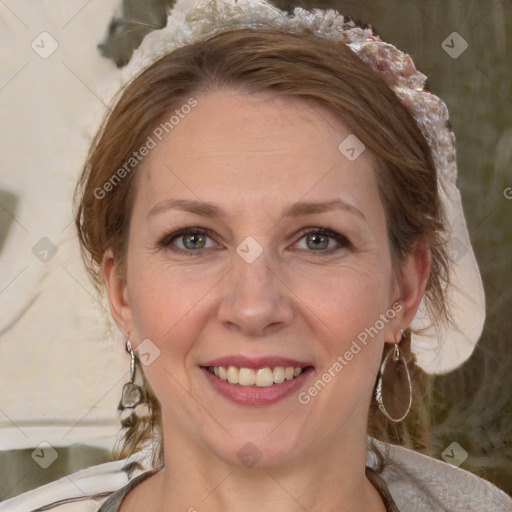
[147,198,367,222]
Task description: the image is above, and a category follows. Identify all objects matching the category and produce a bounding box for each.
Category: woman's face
[105,89,420,467]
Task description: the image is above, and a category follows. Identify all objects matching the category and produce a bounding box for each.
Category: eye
[157,226,352,256]
[293,227,352,253]
[158,228,219,255]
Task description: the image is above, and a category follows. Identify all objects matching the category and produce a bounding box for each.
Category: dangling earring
[118,340,146,428]
[375,328,412,422]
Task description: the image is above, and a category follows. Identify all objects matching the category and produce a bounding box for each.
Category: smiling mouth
[204,365,313,387]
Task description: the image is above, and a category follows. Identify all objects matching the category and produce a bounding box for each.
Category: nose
[216,244,294,337]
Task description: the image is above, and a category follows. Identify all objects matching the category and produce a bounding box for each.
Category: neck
[142,424,386,512]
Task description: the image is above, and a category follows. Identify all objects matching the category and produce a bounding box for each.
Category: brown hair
[75,26,450,467]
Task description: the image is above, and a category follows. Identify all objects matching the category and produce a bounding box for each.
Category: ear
[102,249,134,340]
[385,235,431,344]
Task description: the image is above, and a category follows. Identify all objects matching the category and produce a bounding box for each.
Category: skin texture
[103,89,430,511]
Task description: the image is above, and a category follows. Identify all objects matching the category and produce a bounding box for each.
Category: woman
[2,0,511,510]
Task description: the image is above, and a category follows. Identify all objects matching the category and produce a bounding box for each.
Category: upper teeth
[210,366,303,387]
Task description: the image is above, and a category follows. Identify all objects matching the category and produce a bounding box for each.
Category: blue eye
[158,227,351,255]
[177,231,206,250]
[295,228,351,252]
[158,228,218,254]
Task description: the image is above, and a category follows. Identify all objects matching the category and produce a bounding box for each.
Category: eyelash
[157,227,352,256]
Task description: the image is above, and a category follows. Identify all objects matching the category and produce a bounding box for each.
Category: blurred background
[1,0,511,500]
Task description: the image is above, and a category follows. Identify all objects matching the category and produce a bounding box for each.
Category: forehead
[133,89,382,219]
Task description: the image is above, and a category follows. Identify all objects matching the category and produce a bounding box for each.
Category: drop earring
[375,328,412,422]
[118,340,146,428]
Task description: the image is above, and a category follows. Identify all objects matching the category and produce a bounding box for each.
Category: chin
[204,423,309,469]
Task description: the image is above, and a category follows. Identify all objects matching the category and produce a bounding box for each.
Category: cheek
[126,254,220,349]
[291,256,392,340]
[299,270,391,397]
[292,266,392,408]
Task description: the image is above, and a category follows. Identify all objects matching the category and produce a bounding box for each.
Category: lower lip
[201,367,314,406]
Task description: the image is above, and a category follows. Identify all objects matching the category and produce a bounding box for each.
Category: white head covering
[116,0,486,375]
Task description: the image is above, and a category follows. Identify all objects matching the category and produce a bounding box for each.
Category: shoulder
[0,456,151,512]
[368,437,512,512]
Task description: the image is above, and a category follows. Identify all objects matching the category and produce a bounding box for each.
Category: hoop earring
[118,340,146,428]
[375,328,412,422]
